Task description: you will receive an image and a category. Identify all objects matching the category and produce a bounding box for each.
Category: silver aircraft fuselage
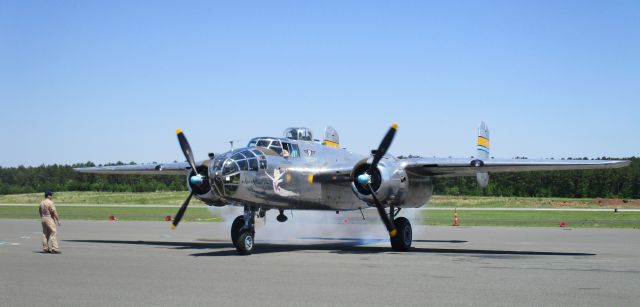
[197,136,433,211]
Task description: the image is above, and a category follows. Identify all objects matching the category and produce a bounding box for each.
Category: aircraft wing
[73,161,205,175]
[400,158,630,177]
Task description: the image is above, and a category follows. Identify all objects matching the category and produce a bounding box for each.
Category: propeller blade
[176,129,199,175]
[367,123,398,175]
[171,191,194,229]
[368,184,397,237]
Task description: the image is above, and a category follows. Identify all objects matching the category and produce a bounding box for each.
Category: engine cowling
[186,163,225,206]
[350,157,408,207]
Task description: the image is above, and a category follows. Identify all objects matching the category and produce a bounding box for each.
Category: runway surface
[1,219,639,306]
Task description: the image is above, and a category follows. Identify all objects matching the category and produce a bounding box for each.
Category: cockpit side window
[268,140,282,155]
[270,146,282,155]
[256,140,270,148]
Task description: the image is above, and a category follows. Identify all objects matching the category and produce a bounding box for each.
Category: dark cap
[44,191,54,198]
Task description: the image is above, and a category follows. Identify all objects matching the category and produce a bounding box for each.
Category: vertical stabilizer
[322,126,340,148]
[476,122,490,187]
[477,121,490,159]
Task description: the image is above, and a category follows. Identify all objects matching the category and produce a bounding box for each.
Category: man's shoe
[43,250,50,253]
[51,250,61,254]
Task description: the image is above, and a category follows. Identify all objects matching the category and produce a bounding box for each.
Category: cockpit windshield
[248,137,300,158]
[213,148,265,174]
[210,148,266,196]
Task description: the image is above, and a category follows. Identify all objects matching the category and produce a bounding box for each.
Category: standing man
[39,191,61,254]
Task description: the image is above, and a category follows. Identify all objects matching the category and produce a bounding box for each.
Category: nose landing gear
[231,206,257,255]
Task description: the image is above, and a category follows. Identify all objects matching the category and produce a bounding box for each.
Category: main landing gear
[388,206,412,251]
[229,205,412,254]
[230,206,288,255]
[231,206,256,255]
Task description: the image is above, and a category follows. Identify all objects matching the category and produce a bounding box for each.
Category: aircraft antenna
[228,139,241,152]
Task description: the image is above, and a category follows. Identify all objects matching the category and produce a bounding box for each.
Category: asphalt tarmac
[1,219,639,306]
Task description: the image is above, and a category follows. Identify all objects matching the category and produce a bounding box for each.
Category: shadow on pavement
[64,239,595,257]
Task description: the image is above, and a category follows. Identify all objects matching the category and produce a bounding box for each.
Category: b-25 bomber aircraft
[76,123,629,255]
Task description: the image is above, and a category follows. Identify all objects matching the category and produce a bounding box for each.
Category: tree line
[0,162,185,195]
[431,157,639,199]
[0,158,638,198]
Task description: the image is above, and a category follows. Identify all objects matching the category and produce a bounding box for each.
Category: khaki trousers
[41,217,58,251]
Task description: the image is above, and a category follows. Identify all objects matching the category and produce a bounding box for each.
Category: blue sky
[1,0,638,167]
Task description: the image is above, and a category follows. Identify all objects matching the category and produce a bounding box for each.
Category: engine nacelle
[350,157,409,207]
[186,163,225,206]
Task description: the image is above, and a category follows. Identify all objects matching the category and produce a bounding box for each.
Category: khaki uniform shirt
[39,199,58,219]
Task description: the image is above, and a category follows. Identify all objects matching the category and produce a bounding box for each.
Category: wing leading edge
[73,161,203,175]
[401,158,630,177]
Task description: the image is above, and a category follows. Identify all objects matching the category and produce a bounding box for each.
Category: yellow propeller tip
[389,229,398,237]
[176,128,183,134]
[391,123,399,130]
[171,224,176,230]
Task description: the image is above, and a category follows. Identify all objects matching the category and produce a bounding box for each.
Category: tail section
[477,121,490,159]
[476,122,490,187]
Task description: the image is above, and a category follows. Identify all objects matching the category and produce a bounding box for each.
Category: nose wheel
[231,206,257,255]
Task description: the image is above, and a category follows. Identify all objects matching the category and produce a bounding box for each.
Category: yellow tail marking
[477,136,490,148]
[322,140,340,148]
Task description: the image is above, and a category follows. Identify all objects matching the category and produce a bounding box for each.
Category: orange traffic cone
[453,208,459,226]
[164,215,172,221]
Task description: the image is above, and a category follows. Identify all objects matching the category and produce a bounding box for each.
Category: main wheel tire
[231,215,244,248]
[235,230,255,255]
[390,217,412,251]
